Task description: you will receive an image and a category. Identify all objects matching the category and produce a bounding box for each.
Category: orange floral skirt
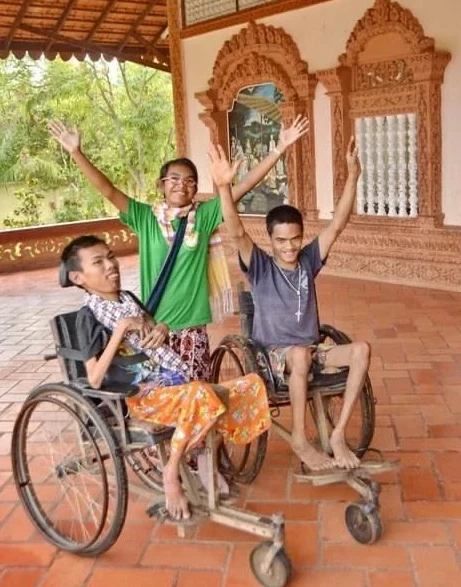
[125,373,270,453]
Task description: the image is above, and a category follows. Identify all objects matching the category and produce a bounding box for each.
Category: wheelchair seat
[236,286,350,402]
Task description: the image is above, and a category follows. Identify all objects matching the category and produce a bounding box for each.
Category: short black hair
[60,235,107,287]
[266,205,303,236]
[159,157,198,185]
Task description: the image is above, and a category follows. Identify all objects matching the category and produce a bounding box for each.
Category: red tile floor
[0,255,460,586]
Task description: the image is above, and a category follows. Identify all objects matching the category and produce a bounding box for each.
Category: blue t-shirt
[240,238,324,348]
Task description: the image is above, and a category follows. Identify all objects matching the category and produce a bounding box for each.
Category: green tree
[0,56,175,228]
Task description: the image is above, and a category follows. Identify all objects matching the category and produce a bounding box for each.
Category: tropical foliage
[0,56,174,228]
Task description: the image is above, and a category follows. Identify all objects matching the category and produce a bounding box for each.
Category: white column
[386,114,398,217]
[408,113,418,217]
[375,116,386,215]
[365,116,375,215]
[397,114,408,217]
[355,117,366,214]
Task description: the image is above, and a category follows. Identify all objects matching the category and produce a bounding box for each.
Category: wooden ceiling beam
[129,30,169,67]
[17,22,170,71]
[45,0,79,52]
[5,0,33,51]
[85,0,118,43]
[116,0,158,52]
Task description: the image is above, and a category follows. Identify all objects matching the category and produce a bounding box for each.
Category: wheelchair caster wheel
[250,541,292,587]
[345,500,383,544]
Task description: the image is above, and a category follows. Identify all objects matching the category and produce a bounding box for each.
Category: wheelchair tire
[316,325,376,458]
[211,335,269,484]
[12,384,128,556]
[125,446,165,493]
[250,541,292,587]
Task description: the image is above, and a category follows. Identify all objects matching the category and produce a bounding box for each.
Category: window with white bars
[355,114,418,218]
[183,0,273,26]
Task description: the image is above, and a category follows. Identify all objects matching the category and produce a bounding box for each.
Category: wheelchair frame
[211,287,398,545]
[11,310,292,587]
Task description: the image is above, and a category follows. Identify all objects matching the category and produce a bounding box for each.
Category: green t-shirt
[119,197,223,331]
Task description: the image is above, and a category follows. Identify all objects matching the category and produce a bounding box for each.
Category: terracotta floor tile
[41,552,95,587]
[141,542,230,570]
[369,571,416,587]
[412,546,461,587]
[0,569,44,587]
[0,543,56,566]
[322,543,410,570]
[87,568,176,587]
[96,522,154,566]
[177,571,222,587]
[400,469,442,501]
[0,505,36,542]
[380,521,449,544]
[406,501,461,520]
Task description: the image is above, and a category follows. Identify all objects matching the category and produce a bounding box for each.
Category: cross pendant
[295,309,302,321]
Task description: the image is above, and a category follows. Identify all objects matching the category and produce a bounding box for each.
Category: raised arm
[48,121,129,214]
[209,144,255,268]
[231,115,309,203]
[318,136,361,261]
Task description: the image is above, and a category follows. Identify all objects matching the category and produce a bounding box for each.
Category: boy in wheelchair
[60,235,271,521]
[209,138,369,472]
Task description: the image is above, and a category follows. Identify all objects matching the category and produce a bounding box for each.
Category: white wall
[182,0,461,226]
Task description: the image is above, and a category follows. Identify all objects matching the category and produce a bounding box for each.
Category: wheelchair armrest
[73,378,140,400]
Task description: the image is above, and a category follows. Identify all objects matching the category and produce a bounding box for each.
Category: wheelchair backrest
[237,283,254,338]
[50,311,87,382]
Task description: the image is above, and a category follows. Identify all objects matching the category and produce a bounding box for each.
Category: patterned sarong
[126,373,271,453]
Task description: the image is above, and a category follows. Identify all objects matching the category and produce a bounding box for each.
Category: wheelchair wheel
[345,500,383,544]
[125,446,165,493]
[250,541,292,587]
[315,325,376,457]
[211,335,268,484]
[12,384,128,556]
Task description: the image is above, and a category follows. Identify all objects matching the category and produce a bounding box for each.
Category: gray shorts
[267,343,334,387]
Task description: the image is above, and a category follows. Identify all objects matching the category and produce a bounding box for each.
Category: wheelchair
[211,286,397,545]
[11,310,292,587]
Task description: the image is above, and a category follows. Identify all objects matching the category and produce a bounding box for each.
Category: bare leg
[325,342,370,469]
[163,450,190,520]
[287,347,335,470]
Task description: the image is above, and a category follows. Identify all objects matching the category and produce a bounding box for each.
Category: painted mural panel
[228,83,287,215]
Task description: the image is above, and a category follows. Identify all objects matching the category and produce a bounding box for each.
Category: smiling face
[269,222,303,269]
[70,243,121,298]
[159,162,198,208]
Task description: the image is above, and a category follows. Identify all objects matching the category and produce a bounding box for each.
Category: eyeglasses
[161,175,197,188]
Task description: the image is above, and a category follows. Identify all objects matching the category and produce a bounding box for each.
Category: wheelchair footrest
[294,459,399,485]
[146,501,208,526]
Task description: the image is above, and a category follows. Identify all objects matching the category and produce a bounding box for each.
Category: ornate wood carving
[195,20,317,218]
[320,0,450,226]
[167,0,188,156]
[0,219,137,274]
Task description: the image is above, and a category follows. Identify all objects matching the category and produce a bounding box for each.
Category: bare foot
[163,465,190,520]
[291,437,335,471]
[330,429,360,469]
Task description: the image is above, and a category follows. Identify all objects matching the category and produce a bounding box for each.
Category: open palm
[48,121,80,154]
[208,144,241,187]
[277,114,309,151]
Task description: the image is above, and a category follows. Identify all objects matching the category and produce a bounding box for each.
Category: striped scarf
[84,291,189,380]
[152,200,234,323]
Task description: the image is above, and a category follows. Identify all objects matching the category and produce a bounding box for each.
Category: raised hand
[277,114,310,153]
[48,120,80,155]
[208,144,241,188]
[346,136,361,177]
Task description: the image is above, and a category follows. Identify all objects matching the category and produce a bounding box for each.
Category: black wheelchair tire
[211,335,269,484]
[12,383,128,556]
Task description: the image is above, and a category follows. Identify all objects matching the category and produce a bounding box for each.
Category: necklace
[274,262,302,322]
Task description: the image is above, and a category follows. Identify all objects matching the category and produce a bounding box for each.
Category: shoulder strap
[145,215,188,315]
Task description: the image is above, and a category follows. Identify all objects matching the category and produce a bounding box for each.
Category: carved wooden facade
[317,0,451,227]
[195,21,318,218]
